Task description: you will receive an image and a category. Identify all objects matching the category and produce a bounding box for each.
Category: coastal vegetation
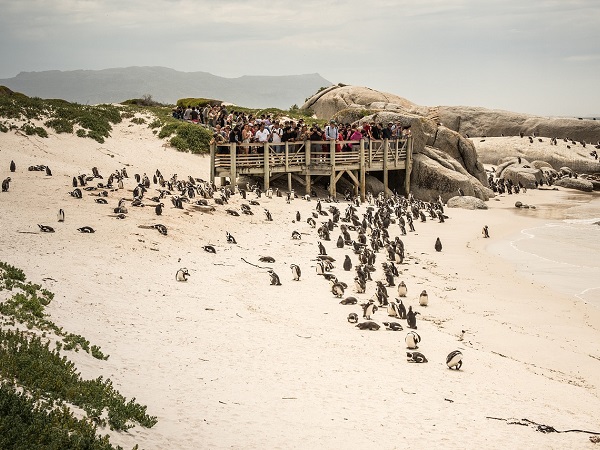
[0,262,156,449]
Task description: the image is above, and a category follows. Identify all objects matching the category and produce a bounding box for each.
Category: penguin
[385,270,395,287]
[290,264,301,281]
[77,226,95,233]
[419,290,429,306]
[435,237,442,252]
[57,209,65,222]
[383,322,403,331]
[343,255,352,271]
[331,281,345,298]
[155,203,164,216]
[226,232,237,244]
[95,198,108,204]
[339,296,358,305]
[316,261,325,275]
[354,276,366,293]
[387,302,401,318]
[307,217,316,228]
[407,306,419,329]
[406,352,428,363]
[397,299,407,319]
[264,209,273,221]
[318,241,327,255]
[268,269,282,286]
[405,331,421,349]
[291,230,302,240]
[446,350,463,370]
[347,313,359,323]
[10,160,16,172]
[356,321,381,331]
[45,166,52,176]
[153,224,168,236]
[482,225,490,238]
[203,245,216,253]
[2,177,11,192]
[176,268,190,281]
[397,281,407,297]
[70,188,83,199]
[226,209,240,216]
[38,224,55,233]
[72,176,78,188]
[336,235,344,248]
[362,302,378,320]
[259,256,275,263]
[295,211,301,222]
[458,188,464,196]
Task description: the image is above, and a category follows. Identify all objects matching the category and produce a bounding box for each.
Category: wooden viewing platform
[210,137,413,201]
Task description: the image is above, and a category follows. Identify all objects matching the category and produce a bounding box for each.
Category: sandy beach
[1,120,599,449]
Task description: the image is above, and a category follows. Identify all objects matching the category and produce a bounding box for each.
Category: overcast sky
[1,0,599,117]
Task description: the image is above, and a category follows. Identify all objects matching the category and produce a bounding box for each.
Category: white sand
[1,122,599,449]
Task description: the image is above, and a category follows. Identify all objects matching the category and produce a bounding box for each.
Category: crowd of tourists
[173,104,411,155]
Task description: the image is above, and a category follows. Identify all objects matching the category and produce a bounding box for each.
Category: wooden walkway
[210,137,413,201]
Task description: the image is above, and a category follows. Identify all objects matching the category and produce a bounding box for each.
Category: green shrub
[176,97,221,108]
[76,129,87,137]
[131,117,146,125]
[45,118,74,134]
[148,118,162,129]
[169,123,212,154]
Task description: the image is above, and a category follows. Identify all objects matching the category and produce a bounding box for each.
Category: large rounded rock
[554,178,594,192]
[531,160,553,169]
[447,196,488,210]
[431,126,487,184]
[501,165,543,188]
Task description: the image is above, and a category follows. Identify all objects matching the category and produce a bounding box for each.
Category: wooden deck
[210,137,413,200]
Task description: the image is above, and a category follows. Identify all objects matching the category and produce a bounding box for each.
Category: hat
[330,119,335,123]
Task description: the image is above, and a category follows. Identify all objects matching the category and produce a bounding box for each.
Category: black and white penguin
[446,350,463,370]
[226,231,237,244]
[9,160,15,172]
[203,245,216,253]
[343,255,352,271]
[435,237,442,252]
[482,225,490,238]
[38,224,55,233]
[2,177,11,192]
[397,281,407,297]
[318,241,327,255]
[383,321,403,331]
[57,209,65,222]
[295,211,301,222]
[356,321,380,331]
[354,276,366,293]
[405,331,421,349]
[268,269,282,286]
[336,235,344,248]
[406,351,428,363]
[385,270,395,287]
[154,224,168,236]
[264,209,273,221]
[387,302,401,318]
[259,256,275,263]
[95,198,108,204]
[45,166,52,176]
[155,203,164,216]
[307,217,316,228]
[347,313,359,323]
[176,267,190,281]
[226,209,240,216]
[407,306,419,329]
[290,264,301,281]
[292,230,302,240]
[339,296,358,305]
[419,290,429,306]
[397,299,407,319]
[70,188,83,199]
[362,301,378,320]
[315,261,325,275]
[331,281,345,298]
[77,226,95,233]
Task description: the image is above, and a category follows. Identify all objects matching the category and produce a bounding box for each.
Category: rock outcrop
[437,106,600,143]
[554,178,594,192]
[447,196,488,210]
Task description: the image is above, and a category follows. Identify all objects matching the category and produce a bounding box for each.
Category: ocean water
[488,193,600,306]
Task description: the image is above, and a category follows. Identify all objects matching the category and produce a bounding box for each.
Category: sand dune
[1,122,599,449]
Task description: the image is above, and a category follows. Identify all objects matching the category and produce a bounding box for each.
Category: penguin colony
[3,158,465,370]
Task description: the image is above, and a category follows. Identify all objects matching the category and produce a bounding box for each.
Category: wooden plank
[209,142,215,184]
[263,142,270,190]
[383,139,389,198]
[359,139,366,202]
[329,140,336,198]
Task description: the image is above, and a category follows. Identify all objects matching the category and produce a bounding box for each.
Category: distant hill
[0,66,333,109]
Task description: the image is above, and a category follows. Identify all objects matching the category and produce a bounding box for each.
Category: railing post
[383,138,389,198]
[230,143,237,187]
[263,142,270,190]
[210,142,215,185]
[285,142,289,171]
[405,136,412,195]
[329,139,336,198]
[359,139,366,203]
[305,140,311,196]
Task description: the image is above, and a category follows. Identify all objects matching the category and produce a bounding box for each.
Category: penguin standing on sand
[343,255,352,271]
[2,177,11,192]
[57,209,65,222]
[176,268,190,281]
[446,350,463,370]
[435,237,443,252]
[290,264,301,281]
[398,281,407,297]
[318,241,327,255]
[226,232,237,244]
[363,301,378,320]
[419,290,429,306]
[296,211,301,222]
[10,160,16,172]
[405,331,421,349]
[45,166,52,176]
[337,235,344,248]
[387,301,401,318]
[268,269,282,286]
[354,276,366,293]
[155,203,164,216]
[407,306,419,329]
[482,225,490,238]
